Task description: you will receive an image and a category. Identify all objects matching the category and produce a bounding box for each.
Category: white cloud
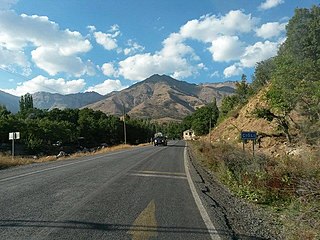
[240,41,279,67]
[117,30,202,81]
[259,0,284,10]
[0,11,93,76]
[94,25,121,51]
[86,79,126,95]
[180,10,258,42]
[94,31,118,50]
[222,40,280,78]
[210,71,220,78]
[101,63,116,76]
[0,75,86,96]
[87,25,96,32]
[118,52,197,81]
[256,22,287,39]
[0,46,30,73]
[116,10,259,81]
[0,0,18,10]
[31,47,95,77]
[209,36,245,62]
[124,40,145,56]
[223,64,243,78]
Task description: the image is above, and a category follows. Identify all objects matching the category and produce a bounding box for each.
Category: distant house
[183,129,195,140]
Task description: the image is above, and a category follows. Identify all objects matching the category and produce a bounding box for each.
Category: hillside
[208,86,316,158]
[32,91,104,110]
[0,90,19,113]
[85,74,235,121]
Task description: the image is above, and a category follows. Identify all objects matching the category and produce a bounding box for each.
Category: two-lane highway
[0,141,222,239]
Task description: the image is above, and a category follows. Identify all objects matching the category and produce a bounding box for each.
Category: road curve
[0,141,225,240]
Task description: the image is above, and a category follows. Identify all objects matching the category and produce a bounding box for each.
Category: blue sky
[0,0,318,96]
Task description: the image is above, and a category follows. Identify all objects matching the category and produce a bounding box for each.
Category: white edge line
[184,143,221,240]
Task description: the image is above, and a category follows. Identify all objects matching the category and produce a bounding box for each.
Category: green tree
[186,99,219,136]
[251,58,276,91]
[19,93,34,113]
[258,5,320,142]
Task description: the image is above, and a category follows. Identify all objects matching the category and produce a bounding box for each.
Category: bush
[189,140,320,238]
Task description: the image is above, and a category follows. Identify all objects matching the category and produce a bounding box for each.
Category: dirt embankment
[208,88,314,158]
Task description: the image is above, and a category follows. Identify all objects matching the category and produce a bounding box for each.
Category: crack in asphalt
[187,147,238,240]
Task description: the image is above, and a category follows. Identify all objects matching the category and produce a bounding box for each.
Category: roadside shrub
[188,140,320,239]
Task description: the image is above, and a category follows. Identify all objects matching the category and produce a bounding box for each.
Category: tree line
[0,91,221,155]
[0,96,162,155]
[219,5,320,144]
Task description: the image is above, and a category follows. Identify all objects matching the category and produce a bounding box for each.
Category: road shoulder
[185,142,282,240]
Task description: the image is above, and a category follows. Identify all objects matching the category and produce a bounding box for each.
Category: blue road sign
[241,131,257,140]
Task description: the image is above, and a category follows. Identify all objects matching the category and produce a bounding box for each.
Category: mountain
[32,92,105,110]
[85,74,236,121]
[0,90,19,113]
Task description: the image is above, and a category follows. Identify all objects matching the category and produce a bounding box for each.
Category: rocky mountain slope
[32,91,104,110]
[0,90,104,112]
[0,90,19,113]
[85,74,236,121]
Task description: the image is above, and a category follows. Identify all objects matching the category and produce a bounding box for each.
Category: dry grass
[188,140,320,239]
[0,143,150,170]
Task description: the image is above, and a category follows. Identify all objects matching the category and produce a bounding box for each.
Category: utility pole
[209,117,211,144]
[120,100,127,145]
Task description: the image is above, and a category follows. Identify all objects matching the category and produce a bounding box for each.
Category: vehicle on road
[153,132,167,146]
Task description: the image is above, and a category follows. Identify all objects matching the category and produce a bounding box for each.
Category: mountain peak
[144,74,177,83]
[85,74,235,121]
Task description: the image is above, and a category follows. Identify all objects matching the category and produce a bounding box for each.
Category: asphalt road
[0,141,223,240]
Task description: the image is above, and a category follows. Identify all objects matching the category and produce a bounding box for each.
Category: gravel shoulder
[187,145,283,240]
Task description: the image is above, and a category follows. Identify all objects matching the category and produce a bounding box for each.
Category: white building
[183,129,195,140]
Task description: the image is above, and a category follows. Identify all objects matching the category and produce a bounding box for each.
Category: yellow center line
[127,200,158,240]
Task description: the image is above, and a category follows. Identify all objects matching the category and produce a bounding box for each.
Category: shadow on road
[0,219,267,239]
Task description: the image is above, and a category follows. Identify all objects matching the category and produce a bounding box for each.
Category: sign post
[9,132,20,160]
[240,131,257,157]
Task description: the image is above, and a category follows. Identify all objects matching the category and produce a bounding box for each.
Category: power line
[0,66,61,93]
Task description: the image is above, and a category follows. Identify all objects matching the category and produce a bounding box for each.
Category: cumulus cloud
[240,41,279,67]
[0,10,93,77]
[94,31,118,50]
[86,79,126,95]
[209,36,245,62]
[223,64,243,78]
[116,10,260,81]
[101,63,116,77]
[222,40,280,77]
[259,0,284,10]
[256,22,287,39]
[0,46,30,73]
[94,24,120,51]
[118,32,202,81]
[180,10,258,42]
[124,40,145,56]
[31,47,95,77]
[0,75,86,96]
[87,25,96,32]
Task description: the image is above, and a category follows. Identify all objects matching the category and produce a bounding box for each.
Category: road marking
[127,200,158,240]
[129,173,187,180]
[136,170,186,176]
[129,170,187,180]
[184,144,221,240]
